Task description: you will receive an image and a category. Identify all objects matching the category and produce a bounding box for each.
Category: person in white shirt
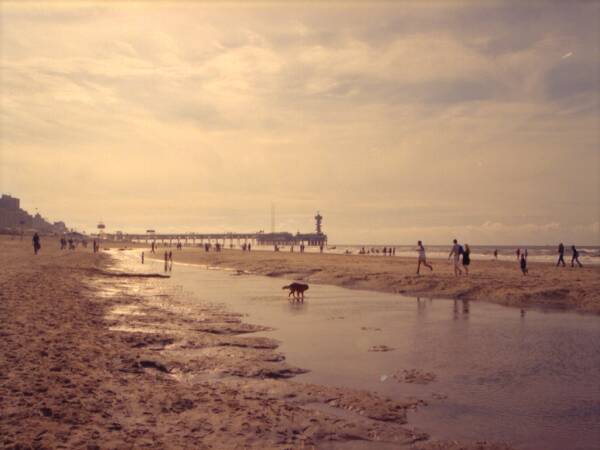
[448,239,463,276]
[416,240,433,275]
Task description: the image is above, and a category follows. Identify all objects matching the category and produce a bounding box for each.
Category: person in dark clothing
[520,253,528,275]
[571,245,583,267]
[32,233,41,255]
[462,244,471,275]
[556,243,566,267]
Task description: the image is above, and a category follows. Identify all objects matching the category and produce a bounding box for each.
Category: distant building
[0,193,70,234]
[256,212,327,247]
[0,194,20,210]
[53,221,68,233]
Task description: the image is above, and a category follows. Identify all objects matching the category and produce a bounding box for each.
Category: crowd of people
[413,240,585,277]
[27,234,588,279]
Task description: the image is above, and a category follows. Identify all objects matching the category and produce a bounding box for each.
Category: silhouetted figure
[392,247,396,256]
[448,239,463,276]
[248,243,251,252]
[319,243,324,254]
[571,245,583,267]
[32,233,41,255]
[520,253,528,275]
[151,241,155,254]
[164,251,168,272]
[462,244,471,275]
[556,243,566,266]
[493,249,498,260]
[383,247,387,256]
[168,251,173,271]
[416,240,433,275]
[516,248,521,260]
[141,252,144,264]
[68,238,74,250]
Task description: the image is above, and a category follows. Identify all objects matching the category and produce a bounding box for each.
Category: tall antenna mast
[270,202,275,234]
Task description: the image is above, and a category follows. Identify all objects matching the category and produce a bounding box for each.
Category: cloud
[0,2,598,244]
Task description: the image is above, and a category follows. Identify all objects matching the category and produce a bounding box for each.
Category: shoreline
[0,237,515,449]
[138,246,600,314]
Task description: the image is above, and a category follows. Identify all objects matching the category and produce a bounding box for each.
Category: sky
[0,1,598,245]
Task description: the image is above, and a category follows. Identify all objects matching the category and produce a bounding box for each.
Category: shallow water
[114,251,600,450]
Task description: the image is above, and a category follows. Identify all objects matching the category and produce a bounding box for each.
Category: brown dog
[282,282,309,301]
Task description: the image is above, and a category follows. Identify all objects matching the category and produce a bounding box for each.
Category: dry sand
[1,236,516,449]
[143,247,600,313]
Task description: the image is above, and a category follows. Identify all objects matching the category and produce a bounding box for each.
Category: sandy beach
[1,236,517,449]
[142,246,600,314]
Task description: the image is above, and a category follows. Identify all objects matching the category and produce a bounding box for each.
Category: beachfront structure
[105,213,327,248]
[0,193,68,234]
[107,230,327,248]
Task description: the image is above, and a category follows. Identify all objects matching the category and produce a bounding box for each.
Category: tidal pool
[113,250,600,450]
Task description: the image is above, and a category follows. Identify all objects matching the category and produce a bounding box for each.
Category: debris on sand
[393,369,437,384]
[368,345,395,352]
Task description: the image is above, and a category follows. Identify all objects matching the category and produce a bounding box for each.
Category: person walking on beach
[556,242,565,267]
[448,239,463,276]
[493,249,498,260]
[164,251,168,272]
[571,245,583,267]
[516,248,521,260]
[416,241,433,275]
[462,244,471,275]
[520,252,528,275]
[32,233,41,255]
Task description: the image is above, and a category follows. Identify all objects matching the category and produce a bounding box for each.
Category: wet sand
[143,246,600,313]
[0,236,514,449]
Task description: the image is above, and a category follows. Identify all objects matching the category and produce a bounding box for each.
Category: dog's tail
[282,285,291,290]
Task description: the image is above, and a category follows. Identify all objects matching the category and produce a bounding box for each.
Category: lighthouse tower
[315,212,323,234]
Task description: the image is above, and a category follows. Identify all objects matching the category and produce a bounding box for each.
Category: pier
[105,231,327,248]
[103,212,328,248]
